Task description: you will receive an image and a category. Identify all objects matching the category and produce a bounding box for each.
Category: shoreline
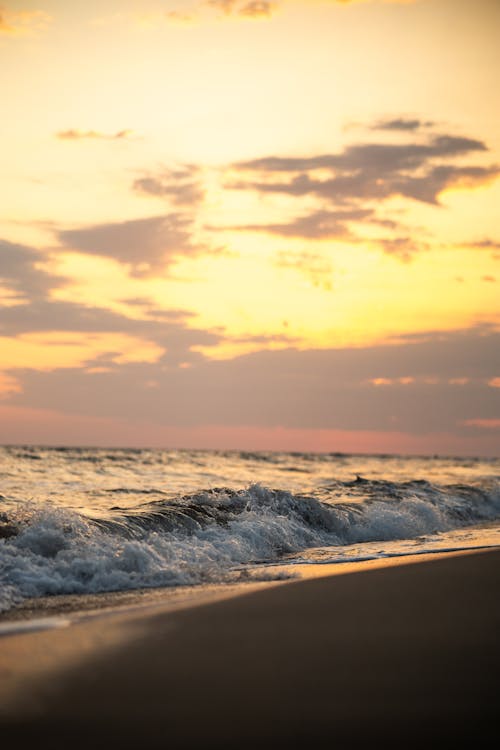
[1,547,498,746]
[1,544,493,628]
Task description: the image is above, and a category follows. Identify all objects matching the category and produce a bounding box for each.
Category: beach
[1,548,498,748]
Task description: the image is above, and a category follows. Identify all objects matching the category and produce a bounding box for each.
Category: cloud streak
[206,0,276,17]
[238,1,276,17]
[56,129,134,141]
[226,208,370,239]
[371,117,435,131]
[133,166,205,206]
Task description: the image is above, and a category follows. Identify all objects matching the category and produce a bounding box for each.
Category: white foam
[1,482,499,614]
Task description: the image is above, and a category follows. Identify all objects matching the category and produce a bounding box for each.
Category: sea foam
[1,480,499,613]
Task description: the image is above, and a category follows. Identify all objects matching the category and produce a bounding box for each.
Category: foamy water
[1,446,499,615]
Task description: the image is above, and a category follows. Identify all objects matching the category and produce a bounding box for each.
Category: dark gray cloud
[133,166,205,206]
[0,239,66,300]
[6,326,499,436]
[58,214,213,277]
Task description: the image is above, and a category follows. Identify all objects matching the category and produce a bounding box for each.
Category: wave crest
[1,480,499,613]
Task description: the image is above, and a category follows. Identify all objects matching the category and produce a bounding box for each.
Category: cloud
[0,252,223,370]
[373,236,430,260]
[234,134,488,178]
[0,8,50,36]
[206,0,239,14]
[461,418,500,430]
[133,166,205,206]
[0,296,223,374]
[332,0,417,4]
[6,326,498,437]
[56,129,134,141]
[0,239,67,301]
[371,117,434,131]
[225,208,371,239]
[107,0,414,31]
[227,128,499,251]
[205,0,276,18]
[58,214,213,277]
[0,295,221,362]
[238,1,276,17]
[458,238,500,252]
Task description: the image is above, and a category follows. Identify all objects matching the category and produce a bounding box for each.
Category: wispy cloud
[57,214,215,278]
[205,0,278,19]
[371,117,435,131]
[238,1,276,17]
[94,0,418,31]
[224,208,371,239]
[274,250,333,289]
[373,236,430,261]
[458,238,500,252]
[56,129,135,141]
[206,0,238,12]
[165,10,196,24]
[133,165,205,207]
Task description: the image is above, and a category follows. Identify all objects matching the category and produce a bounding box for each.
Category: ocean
[1,445,499,618]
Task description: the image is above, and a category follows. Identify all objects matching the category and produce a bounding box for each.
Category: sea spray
[1,476,499,613]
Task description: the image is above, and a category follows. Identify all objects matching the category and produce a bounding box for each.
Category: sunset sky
[1,0,499,455]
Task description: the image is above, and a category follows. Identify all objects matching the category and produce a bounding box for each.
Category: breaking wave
[1,479,499,613]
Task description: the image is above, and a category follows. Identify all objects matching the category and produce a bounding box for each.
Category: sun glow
[0,332,163,371]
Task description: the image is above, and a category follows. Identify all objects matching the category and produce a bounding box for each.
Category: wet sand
[1,549,498,748]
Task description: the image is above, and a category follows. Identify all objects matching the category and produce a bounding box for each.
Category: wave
[1,479,499,613]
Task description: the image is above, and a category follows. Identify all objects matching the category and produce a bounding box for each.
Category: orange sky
[1,0,499,455]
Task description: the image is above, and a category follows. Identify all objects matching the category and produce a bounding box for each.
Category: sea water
[0,446,499,616]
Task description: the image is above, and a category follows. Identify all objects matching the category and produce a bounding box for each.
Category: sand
[0,549,498,748]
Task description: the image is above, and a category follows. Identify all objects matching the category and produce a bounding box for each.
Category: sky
[0,0,499,455]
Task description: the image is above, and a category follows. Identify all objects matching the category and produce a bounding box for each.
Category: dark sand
[1,550,498,748]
